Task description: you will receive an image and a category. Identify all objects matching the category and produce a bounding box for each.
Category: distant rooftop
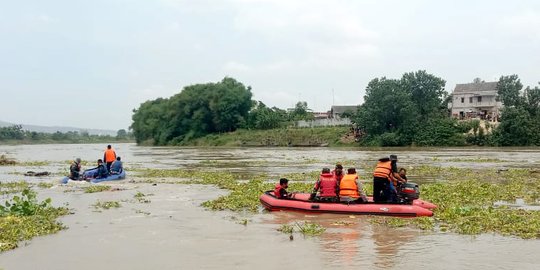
[330,105,359,114]
[453,82,498,94]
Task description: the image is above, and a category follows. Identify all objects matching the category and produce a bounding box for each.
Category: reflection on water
[1,143,540,269]
[265,211,421,269]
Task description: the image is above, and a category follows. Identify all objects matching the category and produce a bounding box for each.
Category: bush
[379,132,401,146]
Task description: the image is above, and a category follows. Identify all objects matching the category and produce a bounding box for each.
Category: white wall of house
[296,118,351,128]
[450,93,502,117]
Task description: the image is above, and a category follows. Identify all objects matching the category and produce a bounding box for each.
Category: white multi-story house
[449,81,502,120]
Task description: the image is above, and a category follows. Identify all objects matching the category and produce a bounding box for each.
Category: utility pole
[332,89,335,106]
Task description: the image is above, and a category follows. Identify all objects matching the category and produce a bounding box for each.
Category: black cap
[389,154,398,161]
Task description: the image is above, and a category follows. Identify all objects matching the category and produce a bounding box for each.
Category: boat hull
[260,193,434,217]
[61,169,126,184]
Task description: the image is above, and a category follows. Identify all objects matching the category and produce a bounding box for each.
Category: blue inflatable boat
[61,169,126,184]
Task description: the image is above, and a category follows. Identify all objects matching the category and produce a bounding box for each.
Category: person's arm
[279,188,288,199]
[393,172,406,183]
[313,180,321,192]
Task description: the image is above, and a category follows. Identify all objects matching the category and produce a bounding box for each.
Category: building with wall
[449,81,502,120]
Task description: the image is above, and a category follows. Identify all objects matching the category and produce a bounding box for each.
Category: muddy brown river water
[0,143,539,269]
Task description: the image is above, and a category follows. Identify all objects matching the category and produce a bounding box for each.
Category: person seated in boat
[69,158,82,180]
[395,167,407,190]
[93,159,109,179]
[339,168,367,203]
[311,168,338,202]
[332,163,344,185]
[399,168,408,181]
[274,178,291,199]
[110,156,123,174]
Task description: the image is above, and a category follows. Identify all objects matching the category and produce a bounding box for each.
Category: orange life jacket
[339,174,359,198]
[104,149,116,163]
[315,173,337,197]
[373,160,393,180]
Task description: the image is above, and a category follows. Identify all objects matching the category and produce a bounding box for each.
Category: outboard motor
[398,182,420,204]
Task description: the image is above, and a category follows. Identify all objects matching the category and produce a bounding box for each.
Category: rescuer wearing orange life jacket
[103,145,117,173]
[311,168,339,202]
[274,178,291,199]
[339,168,367,203]
[373,155,406,203]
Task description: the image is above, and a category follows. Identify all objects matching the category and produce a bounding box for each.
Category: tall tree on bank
[495,75,540,146]
[497,75,523,108]
[289,101,314,121]
[401,70,447,119]
[355,71,456,146]
[131,77,253,145]
[131,98,169,144]
[245,101,287,130]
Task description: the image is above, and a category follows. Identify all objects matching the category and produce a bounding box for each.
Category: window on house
[469,97,473,103]
[478,96,482,102]
[461,97,464,103]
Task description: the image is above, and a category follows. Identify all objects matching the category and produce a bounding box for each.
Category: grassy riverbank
[176,127,352,147]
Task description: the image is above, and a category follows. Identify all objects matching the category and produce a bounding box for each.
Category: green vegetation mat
[0,189,69,252]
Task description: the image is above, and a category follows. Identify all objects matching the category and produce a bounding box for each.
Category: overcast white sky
[1,0,539,130]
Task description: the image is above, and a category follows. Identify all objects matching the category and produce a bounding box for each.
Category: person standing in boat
[388,156,407,202]
[373,155,406,203]
[311,168,338,202]
[103,145,117,172]
[339,168,367,203]
[110,156,123,174]
[69,158,82,180]
[274,178,291,199]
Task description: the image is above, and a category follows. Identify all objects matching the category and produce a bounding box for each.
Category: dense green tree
[524,85,540,116]
[497,75,523,108]
[116,129,128,139]
[356,77,417,137]
[401,70,447,119]
[131,98,169,144]
[246,101,287,130]
[130,77,252,145]
[413,118,465,146]
[0,125,123,143]
[494,78,540,146]
[289,101,314,121]
[354,71,452,146]
[0,125,24,140]
[494,107,534,146]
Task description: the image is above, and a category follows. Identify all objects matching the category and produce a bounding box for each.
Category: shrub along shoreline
[174,127,351,147]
